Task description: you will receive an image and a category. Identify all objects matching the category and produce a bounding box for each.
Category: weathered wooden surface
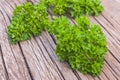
[0,0,120,80]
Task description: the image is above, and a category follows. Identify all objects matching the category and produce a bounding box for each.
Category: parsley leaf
[49,16,107,76]
[8,2,50,44]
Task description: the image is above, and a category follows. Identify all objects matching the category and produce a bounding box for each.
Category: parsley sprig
[8,2,50,44]
[42,0,104,17]
[48,16,107,76]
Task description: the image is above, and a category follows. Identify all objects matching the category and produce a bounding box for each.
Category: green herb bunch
[8,0,108,77]
[48,16,107,76]
[8,2,50,44]
[42,0,104,17]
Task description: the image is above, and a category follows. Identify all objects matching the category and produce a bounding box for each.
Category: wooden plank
[10,44,32,80]
[104,62,120,79]
[35,37,65,80]
[0,1,13,20]
[19,37,63,80]
[0,46,8,80]
[107,41,120,63]
[102,10,120,34]
[40,32,78,80]
[26,0,35,3]
[105,53,120,76]
[5,0,15,9]
[32,0,40,4]
[101,0,120,40]
[0,17,23,80]
[0,7,22,80]
[12,0,23,6]
[18,0,26,4]
[28,37,63,80]
[102,0,120,20]
[102,62,117,80]
[0,0,32,80]
[98,71,109,80]
[19,41,42,80]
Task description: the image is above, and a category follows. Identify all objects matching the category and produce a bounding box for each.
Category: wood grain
[0,0,120,80]
[0,46,8,80]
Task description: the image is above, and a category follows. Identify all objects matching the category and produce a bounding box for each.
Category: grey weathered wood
[10,44,32,80]
[35,37,65,80]
[0,9,23,80]
[0,0,120,80]
[0,47,8,80]
[29,37,63,80]
[19,41,42,80]
[0,0,32,80]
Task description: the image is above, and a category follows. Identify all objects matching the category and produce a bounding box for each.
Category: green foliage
[8,0,107,77]
[8,2,50,44]
[71,0,104,17]
[48,16,107,76]
[42,0,104,17]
